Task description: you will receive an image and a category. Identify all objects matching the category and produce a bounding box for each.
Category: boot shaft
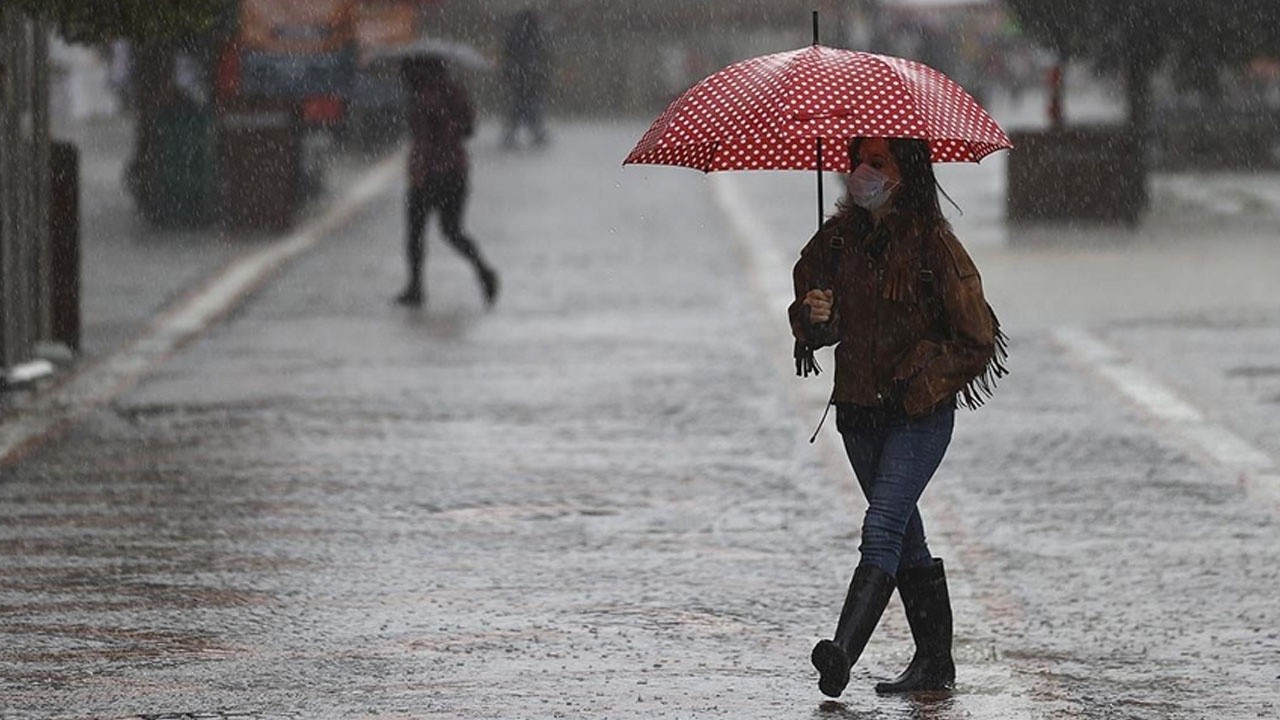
[897,558,952,657]
[833,564,897,661]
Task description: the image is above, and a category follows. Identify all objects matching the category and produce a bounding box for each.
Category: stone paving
[1,120,1278,719]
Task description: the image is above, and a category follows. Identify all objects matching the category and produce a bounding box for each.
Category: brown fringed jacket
[788,211,1007,418]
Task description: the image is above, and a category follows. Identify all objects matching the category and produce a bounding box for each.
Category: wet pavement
[2,119,1279,719]
[50,117,388,363]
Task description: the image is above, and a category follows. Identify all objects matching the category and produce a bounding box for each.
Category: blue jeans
[840,405,954,577]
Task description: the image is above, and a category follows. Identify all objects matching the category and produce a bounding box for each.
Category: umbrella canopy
[624,44,1011,173]
[366,37,493,72]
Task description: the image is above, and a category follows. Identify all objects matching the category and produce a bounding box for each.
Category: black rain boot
[477,263,500,307]
[875,558,955,694]
[395,282,424,306]
[397,233,425,306]
[811,564,896,698]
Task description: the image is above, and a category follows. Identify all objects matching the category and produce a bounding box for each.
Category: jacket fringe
[957,304,1009,411]
[795,339,822,377]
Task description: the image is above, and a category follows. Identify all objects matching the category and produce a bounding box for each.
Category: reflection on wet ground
[815,693,965,719]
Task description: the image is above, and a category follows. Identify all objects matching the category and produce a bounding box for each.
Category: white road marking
[707,174,796,317]
[1052,327,1278,483]
[1051,327,1203,422]
[0,150,405,466]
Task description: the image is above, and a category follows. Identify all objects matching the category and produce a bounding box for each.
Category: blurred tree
[1007,0,1280,134]
[0,0,234,43]
[1004,1,1280,223]
[1,0,237,229]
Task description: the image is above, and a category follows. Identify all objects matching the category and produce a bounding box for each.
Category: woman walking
[792,136,1006,698]
[396,57,498,308]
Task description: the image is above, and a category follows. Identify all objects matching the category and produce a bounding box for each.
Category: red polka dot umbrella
[625,44,1011,173]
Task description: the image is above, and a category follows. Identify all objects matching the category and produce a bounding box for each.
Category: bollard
[49,141,80,353]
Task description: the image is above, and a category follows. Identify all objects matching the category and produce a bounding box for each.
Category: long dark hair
[836,137,949,233]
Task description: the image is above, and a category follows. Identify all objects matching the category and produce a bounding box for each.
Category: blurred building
[48,38,121,125]
[423,0,1026,117]
[427,1,877,116]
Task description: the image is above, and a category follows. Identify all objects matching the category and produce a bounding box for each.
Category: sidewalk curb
[0,149,404,468]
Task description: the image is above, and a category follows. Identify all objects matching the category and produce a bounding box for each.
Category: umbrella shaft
[816,137,824,232]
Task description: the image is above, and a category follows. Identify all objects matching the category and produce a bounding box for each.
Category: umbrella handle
[801,303,815,336]
[799,301,831,339]
[795,303,825,378]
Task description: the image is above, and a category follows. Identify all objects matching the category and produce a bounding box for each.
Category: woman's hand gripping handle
[794,288,834,378]
[802,289,834,325]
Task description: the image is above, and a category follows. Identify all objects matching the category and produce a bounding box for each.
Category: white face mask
[848,163,898,212]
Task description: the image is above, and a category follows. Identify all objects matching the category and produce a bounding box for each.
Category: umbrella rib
[868,53,927,146]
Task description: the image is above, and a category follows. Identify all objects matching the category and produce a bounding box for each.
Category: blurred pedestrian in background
[109,39,134,113]
[501,7,550,149]
[397,57,498,308]
[794,136,1006,698]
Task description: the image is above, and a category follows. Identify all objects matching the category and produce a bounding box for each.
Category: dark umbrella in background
[366,37,494,72]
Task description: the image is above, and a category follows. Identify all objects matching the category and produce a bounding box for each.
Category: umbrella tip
[812,10,819,45]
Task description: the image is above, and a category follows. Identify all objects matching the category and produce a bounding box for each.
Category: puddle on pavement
[813,693,971,719]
